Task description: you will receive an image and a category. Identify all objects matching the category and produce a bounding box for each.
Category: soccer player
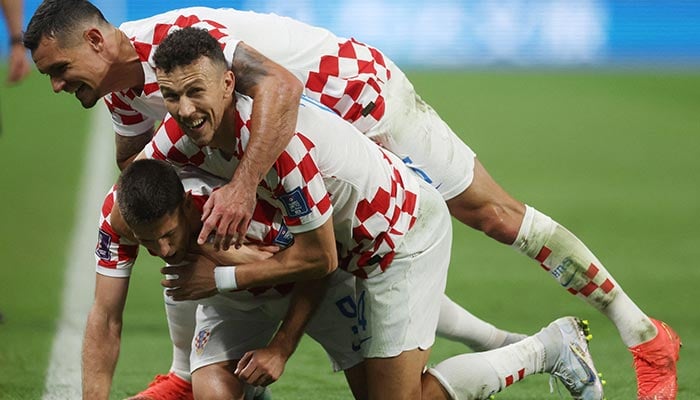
[121,159,601,400]
[24,2,527,398]
[91,161,363,400]
[24,2,679,398]
[144,26,604,400]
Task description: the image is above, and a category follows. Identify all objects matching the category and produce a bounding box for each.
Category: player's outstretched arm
[160,242,280,301]
[82,274,130,400]
[168,217,337,300]
[236,276,330,386]
[198,42,303,251]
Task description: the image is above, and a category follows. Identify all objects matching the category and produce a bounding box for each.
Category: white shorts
[354,179,452,358]
[367,62,476,201]
[190,269,363,373]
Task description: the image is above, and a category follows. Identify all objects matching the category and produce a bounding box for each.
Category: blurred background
[3,0,700,69]
[1,1,699,399]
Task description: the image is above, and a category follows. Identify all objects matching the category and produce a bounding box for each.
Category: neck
[210,101,239,155]
[104,28,145,92]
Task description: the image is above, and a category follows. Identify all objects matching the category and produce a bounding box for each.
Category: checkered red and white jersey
[106,7,393,137]
[95,168,294,291]
[144,94,419,279]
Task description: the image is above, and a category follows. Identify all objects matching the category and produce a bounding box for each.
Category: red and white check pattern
[95,187,139,277]
[535,246,616,298]
[148,95,419,279]
[94,177,294,297]
[108,10,236,136]
[111,8,397,138]
[305,38,391,133]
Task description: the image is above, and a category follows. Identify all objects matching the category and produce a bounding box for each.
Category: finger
[198,213,221,245]
[161,279,181,288]
[259,245,281,254]
[251,372,268,387]
[221,234,235,251]
[234,216,252,249]
[215,218,232,251]
[201,197,214,222]
[235,352,254,375]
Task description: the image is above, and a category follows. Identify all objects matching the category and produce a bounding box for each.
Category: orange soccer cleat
[126,372,193,400]
[630,319,681,400]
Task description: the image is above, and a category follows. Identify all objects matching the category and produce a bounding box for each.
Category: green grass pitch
[0,68,698,399]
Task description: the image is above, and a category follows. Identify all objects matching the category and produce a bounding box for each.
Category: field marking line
[42,107,115,399]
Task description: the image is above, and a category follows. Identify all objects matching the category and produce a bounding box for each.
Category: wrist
[214,266,238,292]
[268,333,295,359]
[10,34,23,46]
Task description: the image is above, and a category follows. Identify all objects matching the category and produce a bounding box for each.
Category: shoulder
[106,194,136,243]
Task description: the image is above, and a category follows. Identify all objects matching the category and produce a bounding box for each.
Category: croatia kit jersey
[94,167,295,304]
[144,95,420,279]
[106,7,392,137]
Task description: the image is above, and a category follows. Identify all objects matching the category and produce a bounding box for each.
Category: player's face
[131,207,192,265]
[157,57,235,147]
[32,33,110,108]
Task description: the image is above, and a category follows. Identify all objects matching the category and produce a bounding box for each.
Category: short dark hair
[117,159,185,228]
[153,27,227,73]
[24,0,108,51]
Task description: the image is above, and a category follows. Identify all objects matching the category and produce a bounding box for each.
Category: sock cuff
[426,367,459,400]
[511,205,556,258]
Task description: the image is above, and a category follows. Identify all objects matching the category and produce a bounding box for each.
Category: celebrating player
[93,161,365,400]
[24,1,679,399]
[24,2,526,398]
[144,26,604,400]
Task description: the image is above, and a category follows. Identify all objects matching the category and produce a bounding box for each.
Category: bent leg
[343,362,368,400]
[437,294,526,351]
[449,158,656,347]
[365,349,431,400]
[192,360,246,400]
[445,159,525,244]
[164,294,197,380]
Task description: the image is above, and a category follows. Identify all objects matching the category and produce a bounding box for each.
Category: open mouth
[186,118,205,129]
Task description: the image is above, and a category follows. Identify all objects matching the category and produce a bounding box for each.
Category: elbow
[304,251,337,280]
[275,72,303,105]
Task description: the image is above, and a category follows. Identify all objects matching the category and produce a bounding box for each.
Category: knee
[192,364,245,400]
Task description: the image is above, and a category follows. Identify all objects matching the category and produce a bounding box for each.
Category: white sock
[429,335,546,400]
[164,291,197,382]
[511,206,656,347]
[437,294,527,351]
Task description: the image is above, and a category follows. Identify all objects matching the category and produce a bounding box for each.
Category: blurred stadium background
[1,1,698,399]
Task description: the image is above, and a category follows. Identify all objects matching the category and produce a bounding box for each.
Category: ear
[223,70,235,98]
[84,27,105,52]
[183,192,194,210]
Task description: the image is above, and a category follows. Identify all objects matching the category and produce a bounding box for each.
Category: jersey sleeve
[103,92,156,137]
[94,188,139,278]
[270,133,333,233]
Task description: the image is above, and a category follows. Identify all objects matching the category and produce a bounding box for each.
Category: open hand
[198,180,256,251]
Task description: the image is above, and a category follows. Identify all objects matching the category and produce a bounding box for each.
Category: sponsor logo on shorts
[279,187,311,218]
[194,328,211,356]
[336,291,371,352]
[96,229,112,261]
